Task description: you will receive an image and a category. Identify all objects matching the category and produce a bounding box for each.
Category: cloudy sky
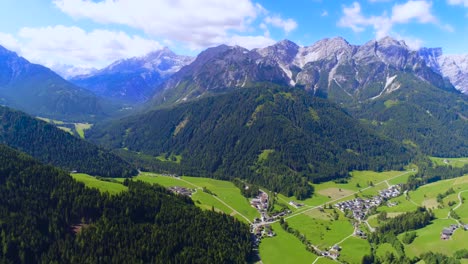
[0,0,466,74]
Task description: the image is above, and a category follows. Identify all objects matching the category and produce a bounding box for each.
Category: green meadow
[71,173,127,194]
[259,223,316,264]
[430,157,468,168]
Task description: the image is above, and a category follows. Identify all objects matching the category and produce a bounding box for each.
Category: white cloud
[391,1,436,23]
[226,35,276,49]
[0,26,162,70]
[321,10,328,17]
[264,16,298,34]
[338,1,451,42]
[53,0,272,47]
[0,32,20,52]
[447,0,468,7]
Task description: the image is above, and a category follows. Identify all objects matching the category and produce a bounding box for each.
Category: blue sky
[0,0,467,74]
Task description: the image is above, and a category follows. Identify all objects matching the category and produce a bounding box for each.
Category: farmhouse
[168,186,192,196]
[441,225,459,240]
[288,201,304,208]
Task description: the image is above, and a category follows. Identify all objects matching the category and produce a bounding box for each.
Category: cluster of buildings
[288,201,304,208]
[168,186,193,196]
[320,245,341,260]
[335,185,402,220]
[441,224,468,240]
[161,173,179,178]
[250,191,269,211]
[251,224,275,239]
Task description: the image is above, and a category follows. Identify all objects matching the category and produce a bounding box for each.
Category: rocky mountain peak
[377,36,408,48]
[294,37,353,68]
[256,39,299,66]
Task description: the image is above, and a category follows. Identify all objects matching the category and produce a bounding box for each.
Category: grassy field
[286,210,354,249]
[71,173,127,194]
[259,223,316,264]
[403,218,468,258]
[75,123,92,138]
[338,236,371,263]
[125,172,259,222]
[430,157,468,168]
[36,117,93,138]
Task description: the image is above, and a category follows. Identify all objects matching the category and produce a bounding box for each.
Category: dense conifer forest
[0,144,252,263]
[89,86,412,199]
[0,106,137,177]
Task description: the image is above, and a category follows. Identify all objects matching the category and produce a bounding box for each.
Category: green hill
[347,73,468,157]
[89,86,412,198]
[0,144,251,263]
[0,105,137,177]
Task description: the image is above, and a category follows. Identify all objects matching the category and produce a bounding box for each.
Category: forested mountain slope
[0,45,111,121]
[0,144,252,263]
[0,106,136,177]
[89,86,411,198]
[147,37,467,157]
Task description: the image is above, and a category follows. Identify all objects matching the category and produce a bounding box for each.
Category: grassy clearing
[259,223,315,264]
[181,176,259,220]
[75,123,92,138]
[122,172,259,222]
[155,153,182,164]
[403,218,468,258]
[286,212,354,249]
[71,173,127,194]
[430,157,468,168]
[338,236,371,263]
[258,149,274,162]
[317,188,354,200]
[57,126,73,134]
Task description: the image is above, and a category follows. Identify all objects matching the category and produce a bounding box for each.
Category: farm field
[131,172,259,222]
[71,173,127,194]
[259,223,316,264]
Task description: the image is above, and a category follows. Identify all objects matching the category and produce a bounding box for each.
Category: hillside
[0,105,137,177]
[89,86,411,198]
[148,37,467,157]
[0,144,252,263]
[0,45,113,121]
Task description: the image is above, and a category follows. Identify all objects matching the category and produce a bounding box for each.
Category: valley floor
[71,158,468,264]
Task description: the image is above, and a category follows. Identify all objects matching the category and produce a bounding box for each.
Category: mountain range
[150,37,466,106]
[140,37,466,157]
[0,45,112,121]
[419,47,468,94]
[70,47,193,103]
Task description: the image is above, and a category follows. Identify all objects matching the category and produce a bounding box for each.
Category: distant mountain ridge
[70,47,193,102]
[419,48,468,94]
[151,37,459,106]
[145,37,467,157]
[0,45,109,121]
